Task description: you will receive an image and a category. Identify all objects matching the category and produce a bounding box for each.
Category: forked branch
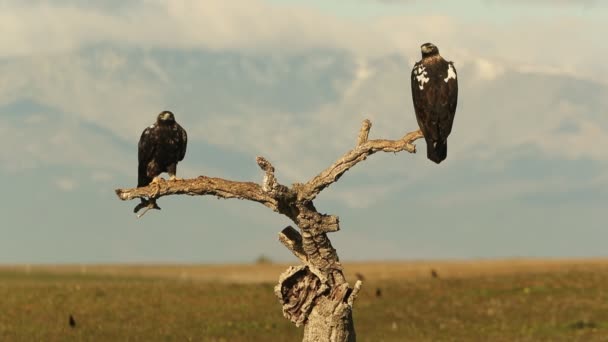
[115,119,423,216]
[301,120,423,201]
[115,176,280,212]
[114,119,425,342]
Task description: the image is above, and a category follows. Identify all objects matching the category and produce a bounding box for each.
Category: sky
[0,0,607,264]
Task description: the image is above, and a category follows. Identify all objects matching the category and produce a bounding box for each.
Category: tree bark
[115,120,423,342]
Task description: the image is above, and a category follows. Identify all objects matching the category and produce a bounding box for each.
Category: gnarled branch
[116,176,280,212]
[115,120,422,219]
[300,120,423,201]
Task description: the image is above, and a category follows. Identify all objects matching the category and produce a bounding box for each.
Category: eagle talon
[133,198,161,214]
[151,176,163,184]
[168,175,182,181]
[133,202,146,213]
[135,200,161,218]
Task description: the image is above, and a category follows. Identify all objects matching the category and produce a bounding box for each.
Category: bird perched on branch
[411,42,458,164]
[68,314,76,328]
[133,110,188,216]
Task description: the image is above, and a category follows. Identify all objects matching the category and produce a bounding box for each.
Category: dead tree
[115,120,423,342]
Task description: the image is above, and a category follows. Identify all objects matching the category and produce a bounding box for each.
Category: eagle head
[157,110,176,124]
[420,43,439,58]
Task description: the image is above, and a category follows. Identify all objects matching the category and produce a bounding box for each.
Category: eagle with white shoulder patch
[410,42,459,164]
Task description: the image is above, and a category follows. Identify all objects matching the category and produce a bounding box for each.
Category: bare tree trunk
[115,120,423,341]
[303,296,356,342]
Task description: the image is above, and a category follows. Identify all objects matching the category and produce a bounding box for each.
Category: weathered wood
[115,119,423,341]
[302,283,358,342]
[275,265,329,327]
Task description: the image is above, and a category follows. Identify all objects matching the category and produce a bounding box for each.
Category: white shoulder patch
[143,124,154,134]
[444,63,456,83]
[414,64,430,90]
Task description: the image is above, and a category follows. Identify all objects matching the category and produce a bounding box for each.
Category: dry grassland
[1,259,607,341]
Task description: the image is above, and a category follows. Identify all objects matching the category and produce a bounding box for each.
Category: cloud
[474,58,506,81]
[54,178,78,191]
[367,0,603,7]
[0,0,606,208]
[3,45,607,204]
[90,171,113,182]
[429,176,582,208]
[0,51,167,143]
[0,0,606,85]
[0,0,387,58]
[0,100,134,175]
[484,0,601,7]
[322,181,410,209]
[373,15,607,85]
[1,0,607,263]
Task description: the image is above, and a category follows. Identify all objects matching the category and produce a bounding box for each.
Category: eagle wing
[411,61,432,139]
[175,123,188,162]
[439,61,458,137]
[137,125,157,187]
[411,59,458,141]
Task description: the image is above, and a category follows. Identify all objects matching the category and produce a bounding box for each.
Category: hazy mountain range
[1,0,606,263]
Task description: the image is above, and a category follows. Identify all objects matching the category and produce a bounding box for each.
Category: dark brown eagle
[134,110,188,215]
[411,42,458,164]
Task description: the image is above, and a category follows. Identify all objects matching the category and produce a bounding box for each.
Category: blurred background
[0,0,606,264]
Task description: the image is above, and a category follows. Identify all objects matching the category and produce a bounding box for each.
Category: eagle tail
[137,164,153,208]
[427,139,447,164]
[138,163,151,188]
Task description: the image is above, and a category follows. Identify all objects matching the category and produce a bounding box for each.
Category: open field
[1,259,608,341]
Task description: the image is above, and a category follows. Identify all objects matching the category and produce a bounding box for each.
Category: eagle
[134,110,188,215]
[411,42,458,164]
